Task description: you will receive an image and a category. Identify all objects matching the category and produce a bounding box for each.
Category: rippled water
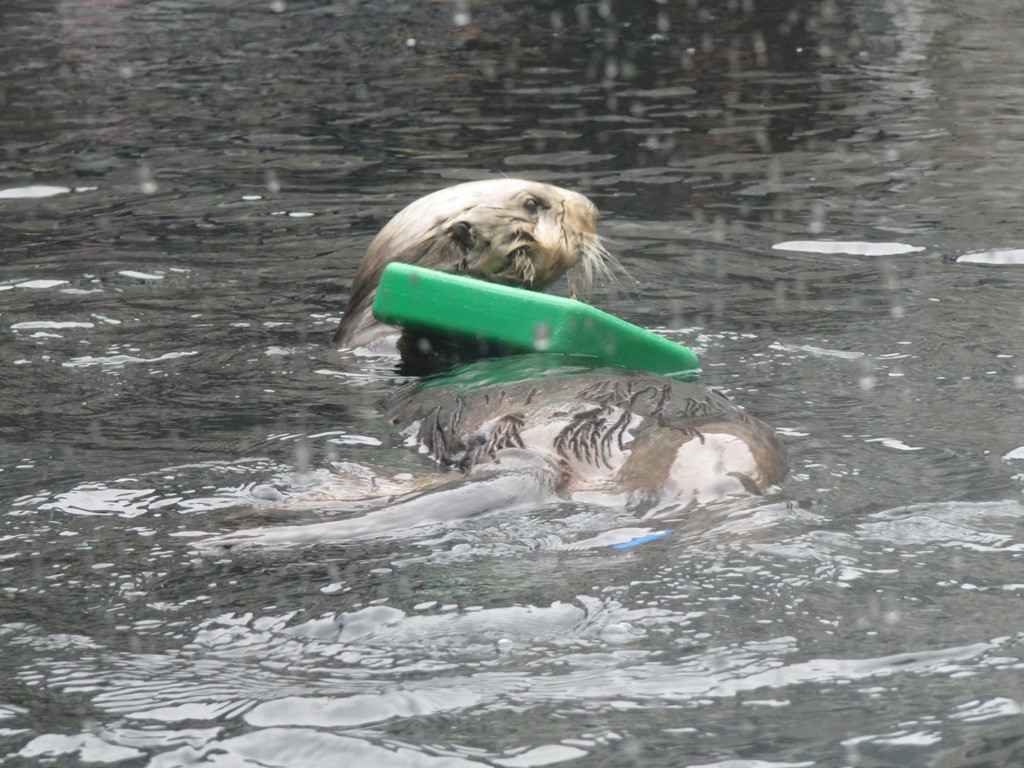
[3,1,1024,766]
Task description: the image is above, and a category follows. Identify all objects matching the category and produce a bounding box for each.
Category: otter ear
[447,220,477,251]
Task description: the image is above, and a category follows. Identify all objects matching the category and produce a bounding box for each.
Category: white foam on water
[14,280,69,289]
[956,248,1024,265]
[772,240,925,256]
[0,185,71,199]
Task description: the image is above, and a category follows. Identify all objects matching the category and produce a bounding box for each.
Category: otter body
[203,180,787,551]
[383,359,787,509]
[338,179,786,509]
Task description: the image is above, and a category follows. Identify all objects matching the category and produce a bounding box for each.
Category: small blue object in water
[610,530,672,549]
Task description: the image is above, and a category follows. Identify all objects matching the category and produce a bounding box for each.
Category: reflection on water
[3,0,1024,765]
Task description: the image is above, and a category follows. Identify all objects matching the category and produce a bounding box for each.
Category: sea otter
[205,179,786,550]
[343,179,787,506]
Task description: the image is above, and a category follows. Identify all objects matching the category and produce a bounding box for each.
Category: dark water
[3,0,1024,765]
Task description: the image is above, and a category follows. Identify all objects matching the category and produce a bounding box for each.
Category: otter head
[334,179,614,350]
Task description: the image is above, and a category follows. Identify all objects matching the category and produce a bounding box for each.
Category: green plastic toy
[371,263,700,376]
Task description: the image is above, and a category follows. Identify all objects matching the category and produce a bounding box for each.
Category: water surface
[3,1,1024,766]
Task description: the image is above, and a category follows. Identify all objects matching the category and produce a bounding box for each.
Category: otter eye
[523,197,540,216]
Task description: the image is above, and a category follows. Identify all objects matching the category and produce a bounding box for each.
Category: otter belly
[383,358,788,510]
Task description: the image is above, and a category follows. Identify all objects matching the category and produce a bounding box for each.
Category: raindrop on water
[881,259,904,318]
[618,736,643,760]
[752,31,768,67]
[856,357,877,391]
[294,434,311,478]
[603,57,619,82]
[711,214,728,242]
[575,3,590,30]
[138,164,157,195]
[265,170,281,194]
[773,280,788,311]
[269,0,286,12]
[809,201,827,234]
[452,0,471,27]
[754,128,770,153]
[881,259,898,290]
[324,439,339,465]
[819,0,839,21]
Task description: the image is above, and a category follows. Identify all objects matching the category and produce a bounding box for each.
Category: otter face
[441,182,601,291]
[335,179,618,348]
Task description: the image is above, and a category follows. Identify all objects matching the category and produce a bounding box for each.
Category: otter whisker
[566,233,627,299]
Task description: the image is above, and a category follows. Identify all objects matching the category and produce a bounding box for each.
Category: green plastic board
[371,263,700,376]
